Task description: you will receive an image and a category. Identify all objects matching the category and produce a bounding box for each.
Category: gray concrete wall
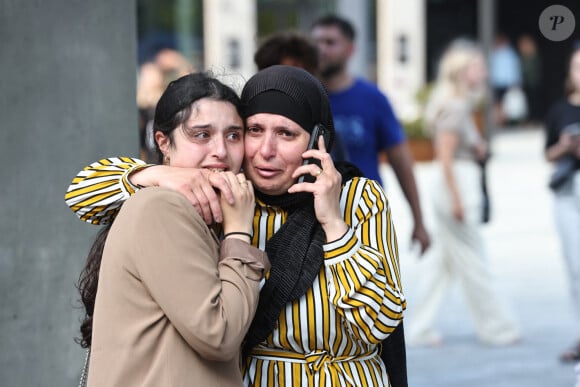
[0,1,137,385]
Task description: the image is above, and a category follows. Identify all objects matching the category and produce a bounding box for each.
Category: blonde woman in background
[407,39,521,347]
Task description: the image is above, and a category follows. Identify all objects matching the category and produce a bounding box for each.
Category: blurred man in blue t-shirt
[311,14,430,254]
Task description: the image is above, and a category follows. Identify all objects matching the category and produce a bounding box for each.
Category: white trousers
[554,171,580,323]
[408,161,520,345]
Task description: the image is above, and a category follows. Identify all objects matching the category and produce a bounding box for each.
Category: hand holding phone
[297,124,331,184]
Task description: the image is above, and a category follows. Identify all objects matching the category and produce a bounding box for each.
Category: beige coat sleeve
[121,187,268,361]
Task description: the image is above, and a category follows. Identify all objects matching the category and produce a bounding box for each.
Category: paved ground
[379,127,579,387]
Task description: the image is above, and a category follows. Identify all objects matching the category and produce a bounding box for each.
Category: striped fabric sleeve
[64,157,151,225]
[323,177,405,345]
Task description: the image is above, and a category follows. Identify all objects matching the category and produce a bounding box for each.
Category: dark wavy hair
[76,224,110,348]
[254,31,319,75]
[75,71,242,348]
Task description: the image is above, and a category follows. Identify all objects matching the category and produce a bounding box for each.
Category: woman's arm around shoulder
[64,157,235,225]
[64,157,150,225]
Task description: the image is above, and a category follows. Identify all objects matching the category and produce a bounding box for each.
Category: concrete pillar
[478,0,496,138]
[377,0,426,122]
[336,0,371,79]
[203,0,256,91]
[0,1,137,386]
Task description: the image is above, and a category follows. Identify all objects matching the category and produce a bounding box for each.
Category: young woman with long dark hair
[73,72,269,386]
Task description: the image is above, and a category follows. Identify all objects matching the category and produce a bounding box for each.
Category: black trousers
[380,322,408,387]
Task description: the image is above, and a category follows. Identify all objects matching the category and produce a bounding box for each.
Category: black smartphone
[297,124,331,184]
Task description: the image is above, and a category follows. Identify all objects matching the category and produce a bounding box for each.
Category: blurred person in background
[137,62,165,161]
[137,49,194,162]
[254,31,319,76]
[517,34,542,125]
[310,14,431,255]
[490,33,523,127]
[154,48,194,80]
[544,44,580,364]
[407,39,521,347]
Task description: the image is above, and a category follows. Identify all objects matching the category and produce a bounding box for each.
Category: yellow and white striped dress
[65,157,150,225]
[65,158,406,386]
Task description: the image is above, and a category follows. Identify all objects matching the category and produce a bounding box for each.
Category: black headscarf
[241,65,335,144]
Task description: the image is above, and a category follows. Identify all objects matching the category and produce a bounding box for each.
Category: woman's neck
[568,91,580,106]
[568,92,580,106]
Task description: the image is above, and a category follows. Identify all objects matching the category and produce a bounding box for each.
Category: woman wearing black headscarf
[236,65,404,387]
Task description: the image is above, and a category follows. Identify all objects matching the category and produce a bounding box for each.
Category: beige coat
[87,187,269,387]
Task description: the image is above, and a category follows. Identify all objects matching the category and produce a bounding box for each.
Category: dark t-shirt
[544,99,580,172]
[329,78,406,185]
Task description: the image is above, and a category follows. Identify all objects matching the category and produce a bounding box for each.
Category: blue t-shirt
[490,45,521,88]
[329,78,405,184]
